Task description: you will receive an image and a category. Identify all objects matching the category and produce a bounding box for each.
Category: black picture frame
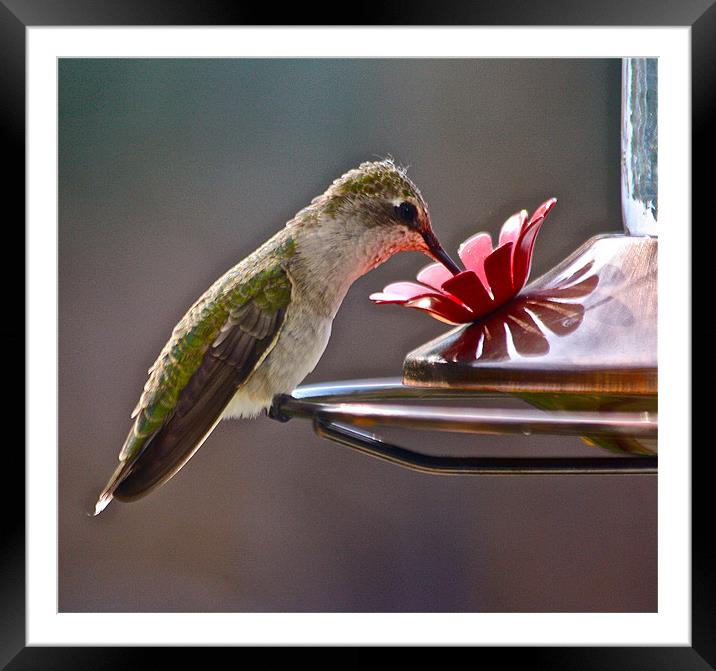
[4,0,703,666]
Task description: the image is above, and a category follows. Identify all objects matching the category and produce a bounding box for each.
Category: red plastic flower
[370,198,557,324]
[439,260,598,363]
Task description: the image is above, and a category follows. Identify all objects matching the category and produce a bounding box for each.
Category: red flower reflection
[370,198,557,324]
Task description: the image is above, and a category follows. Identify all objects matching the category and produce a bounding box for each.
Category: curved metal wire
[269,378,658,475]
[314,420,657,476]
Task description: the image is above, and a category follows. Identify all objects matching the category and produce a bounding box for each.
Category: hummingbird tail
[91,459,134,516]
[92,491,113,516]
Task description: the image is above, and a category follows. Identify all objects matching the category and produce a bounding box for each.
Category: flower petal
[511,217,547,292]
[484,242,516,305]
[402,294,476,324]
[511,199,557,291]
[374,281,443,302]
[526,197,557,227]
[370,282,475,324]
[498,209,528,247]
[369,292,409,304]
[457,232,492,287]
[441,270,494,316]
[416,262,454,291]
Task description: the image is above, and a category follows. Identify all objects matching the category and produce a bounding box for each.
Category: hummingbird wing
[94,260,293,514]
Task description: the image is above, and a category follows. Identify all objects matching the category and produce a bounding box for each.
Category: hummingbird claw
[267,396,292,423]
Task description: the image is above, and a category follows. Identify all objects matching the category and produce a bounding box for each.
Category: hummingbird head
[300,159,462,276]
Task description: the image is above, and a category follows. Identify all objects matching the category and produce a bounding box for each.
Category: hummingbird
[93,159,461,514]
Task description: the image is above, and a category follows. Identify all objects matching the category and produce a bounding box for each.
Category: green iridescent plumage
[120,236,295,462]
[336,164,416,199]
[320,160,423,217]
[520,392,657,456]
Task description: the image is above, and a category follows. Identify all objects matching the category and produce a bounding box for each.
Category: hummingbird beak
[421,230,462,276]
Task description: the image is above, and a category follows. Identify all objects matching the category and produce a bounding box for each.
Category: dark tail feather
[92,460,135,515]
[93,307,285,512]
[112,412,224,502]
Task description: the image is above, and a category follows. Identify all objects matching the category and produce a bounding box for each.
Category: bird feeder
[269,58,657,475]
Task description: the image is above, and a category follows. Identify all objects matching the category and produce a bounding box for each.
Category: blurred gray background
[59,59,655,612]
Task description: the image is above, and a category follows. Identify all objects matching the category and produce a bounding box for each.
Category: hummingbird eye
[395,201,418,226]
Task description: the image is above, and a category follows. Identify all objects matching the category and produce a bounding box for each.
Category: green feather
[519,392,657,456]
[119,236,295,461]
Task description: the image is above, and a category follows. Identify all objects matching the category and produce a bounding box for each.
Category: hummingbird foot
[267,395,292,423]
